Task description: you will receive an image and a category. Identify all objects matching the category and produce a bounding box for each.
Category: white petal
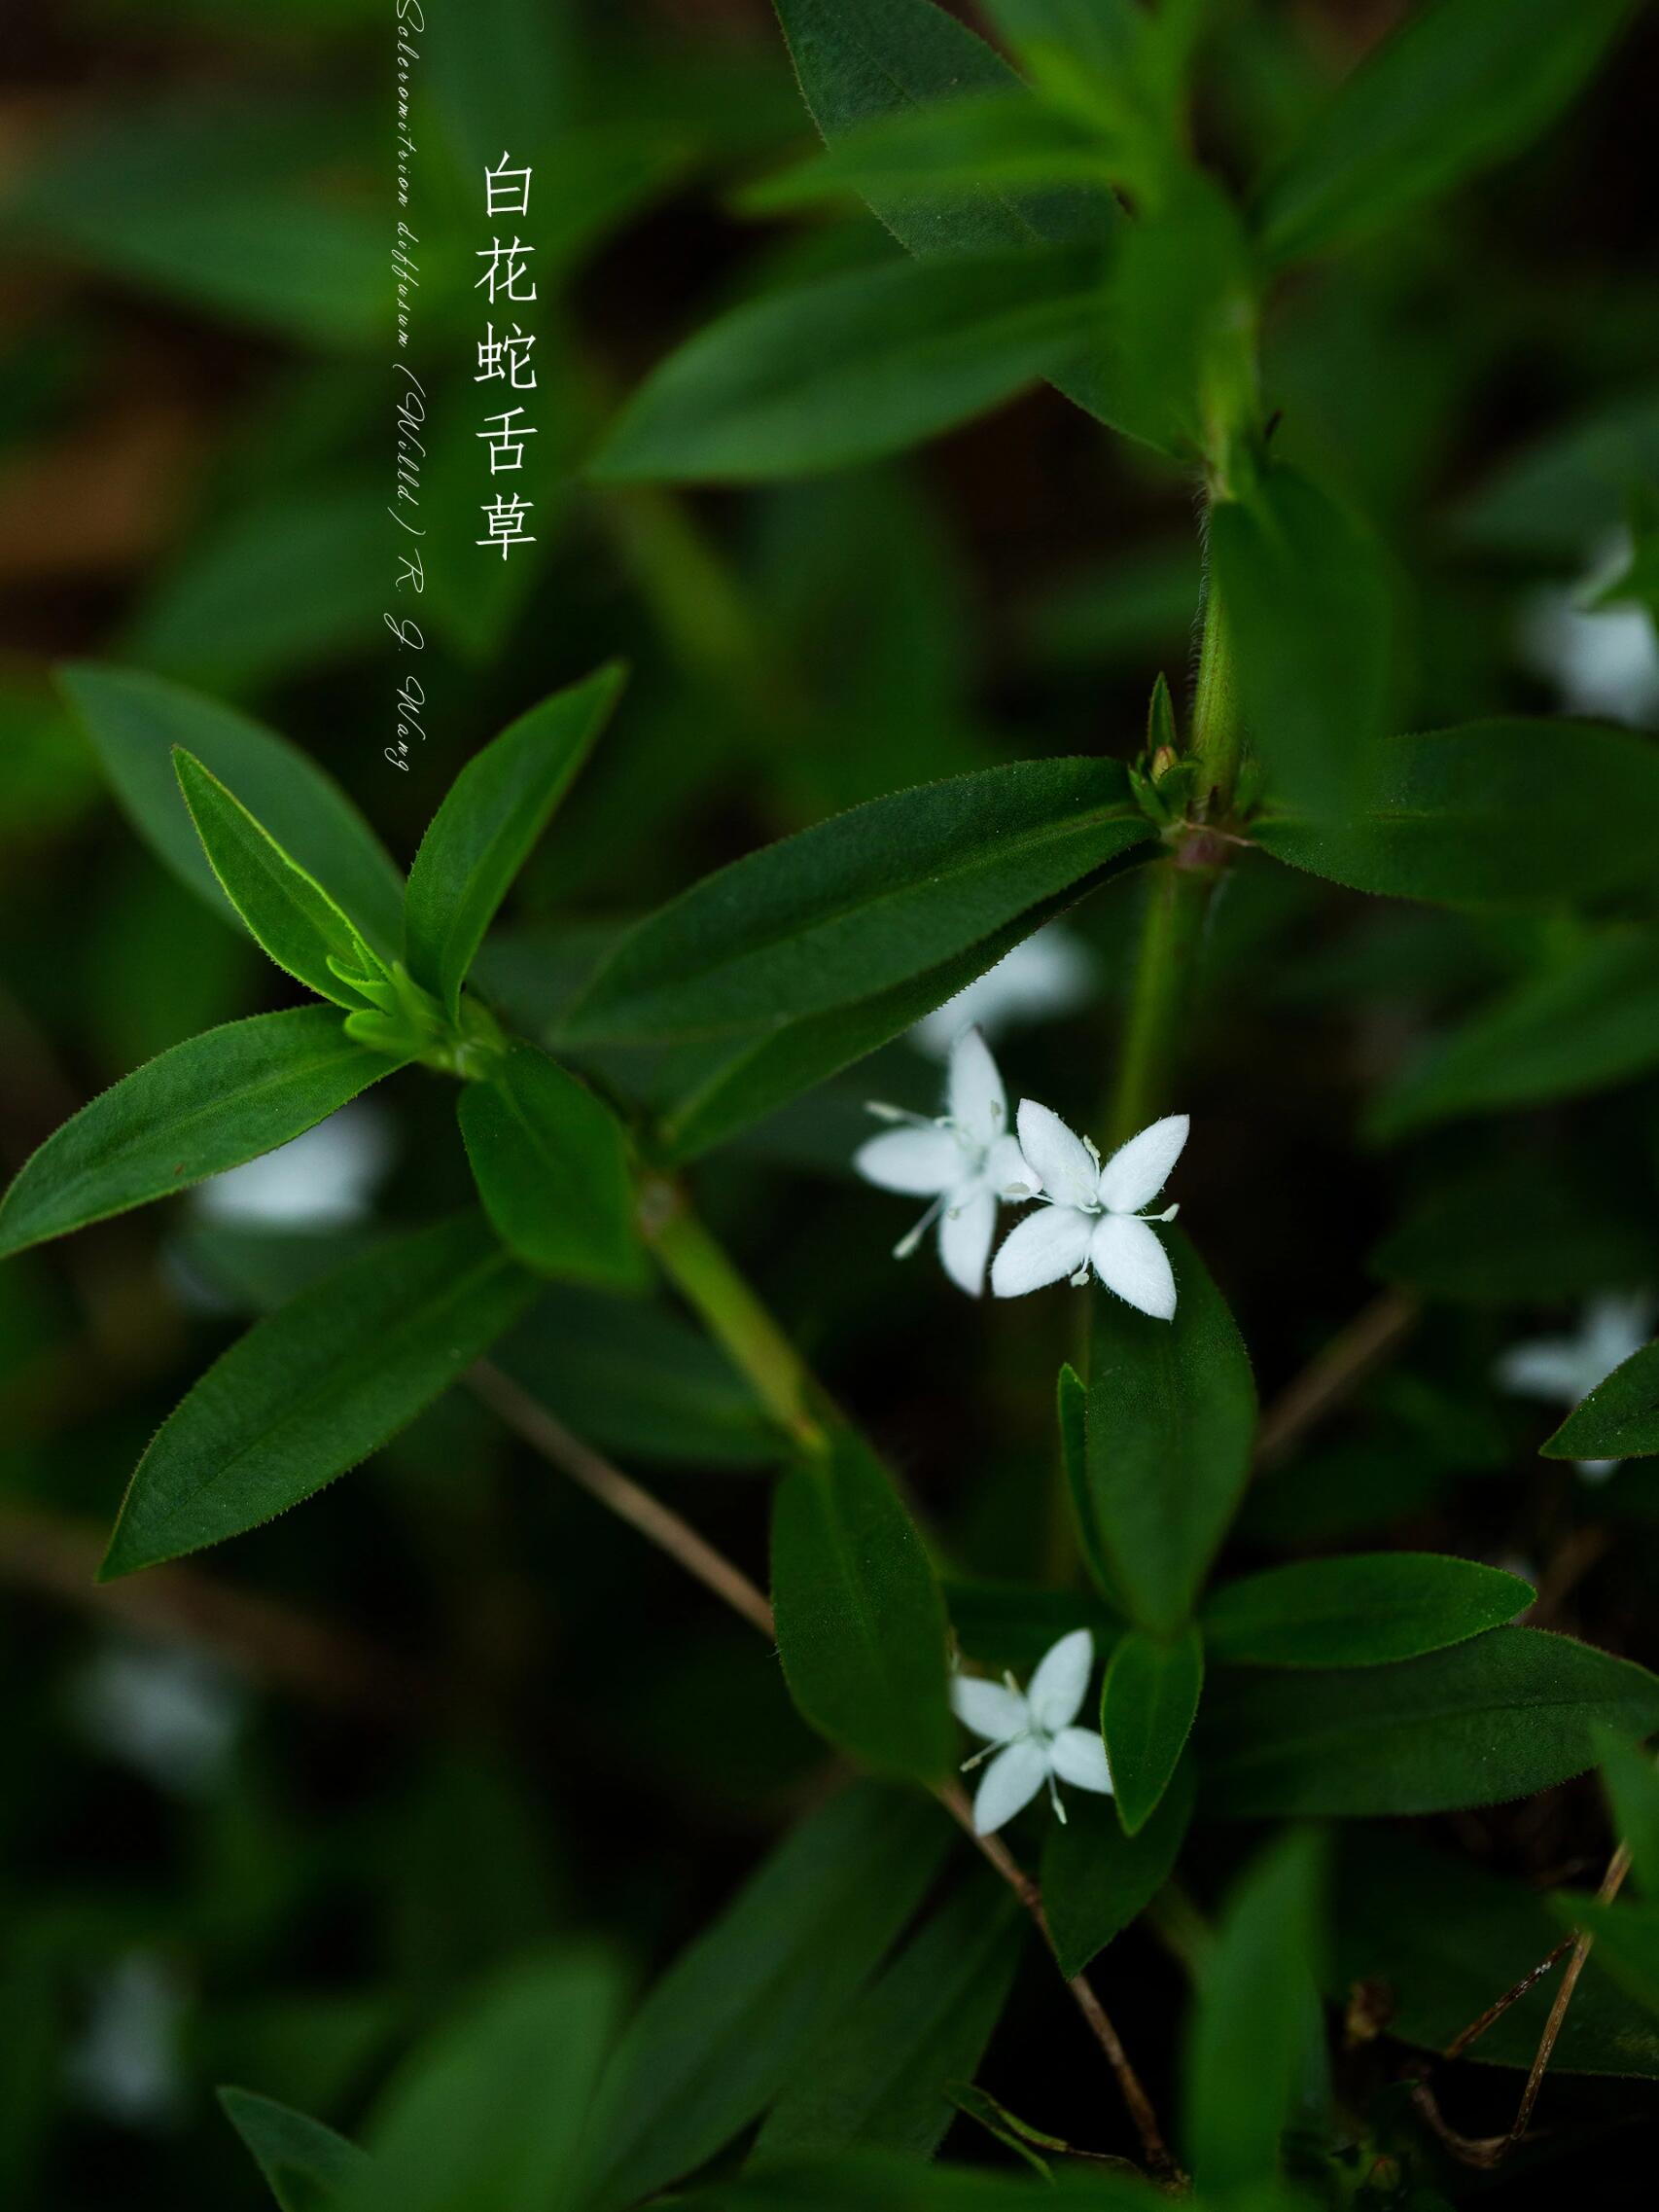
[854,1125,960,1196]
[1089,1214,1177,1321]
[984,1132,1037,1198]
[1026,1627,1094,1731]
[1098,1113,1188,1216]
[971,1739,1048,1835]
[990,1206,1093,1298]
[1014,1100,1099,1210]
[947,1026,1007,1148]
[1048,1726,1113,1796]
[1495,1338,1587,1404]
[939,1187,996,1298]
[1584,1293,1654,1381]
[1576,1457,1621,1483]
[951,1675,1027,1743]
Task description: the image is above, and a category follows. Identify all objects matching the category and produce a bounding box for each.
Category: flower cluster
[855,1028,1188,1319]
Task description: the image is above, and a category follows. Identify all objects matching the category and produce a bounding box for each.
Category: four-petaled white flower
[911,927,1094,1059]
[855,1028,1036,1297]
[1495,1291,1656,1481]
[952,1627,1112,1835]
[990,1103,1187,1320]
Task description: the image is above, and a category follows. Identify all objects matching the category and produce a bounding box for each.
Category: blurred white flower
[855,1027,1036,1297]
[1496,1291,1655,1481]
[953,1627,1112,1835]
[70,1639,241,1796]
[911,927,1093,1059]
[193,1101,392,1230]
[1517,537,1659,727]
[991,1103,1186,1319]
[66,1952,188,2129]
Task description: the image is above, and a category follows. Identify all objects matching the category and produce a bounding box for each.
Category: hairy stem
[1107,848,1220,1147]
[1189,539,1244,816]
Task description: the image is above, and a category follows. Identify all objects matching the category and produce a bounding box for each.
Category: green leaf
[1597,1732,1659,1892]
[1200,1553,1533,1668]
[1371,930,1659,1139]
[1084,1234,1256,1636]
[1210,466,1394,814]
[1200,1626,1659,1817]
[61,664,404,957]
[1456,388,1659,560]
[563,760,1151,1045]
[1375,1153,1653,1305]
[1041,1756,1194,1978]
[772,1433,955,1782]
[1253,719,1659,909]
[0,1008,401,1263]
[173,750,380,1009]
[573,1783,949,2212]
[1057,1361,1115,1601]
[592,249,1106,482]
[101,1213,535,1578]
[944,1579,1121,1678]
[942,2083,1063,2177]
[1100,1624,1203,1836]
[691,2151,1155,2210]
[755,1876,1023,2161]
[348,1951,624,2212]
[219,2087,369,2212]
[1543,1338,1659,1462]
[1255,0,1638,266]
[1183,1829,1325,2194]
[404,665,624,1019]
[457,1046,642,1288]
[1553,1896,1659,2021]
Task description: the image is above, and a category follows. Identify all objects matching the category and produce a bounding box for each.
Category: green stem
[1189,528,1243,815]
[1106,852,1218,1147]
[641,1185,828,1452]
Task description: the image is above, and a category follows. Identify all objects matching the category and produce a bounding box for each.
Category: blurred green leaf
[1254,718,1659,908]
[574,1784,949,2212]
[1201,1626,1659,1816]
[1371,930,1659,1139]
[63,665,405,958]
[0,1009,399,1263]
[944,1579,1122,1677]
[1456,388,1659,560]
[1543,1337,1659,1461]
[1375,1151,1653,1304]
[1041,1757,1193,1978]
[219,2086,368,2212]
[1100,1623,1202,1836]
[1200,1553,1533,1667]
[175,750,380,1009]
[565,760,1150,1045]
[1183,1829,1324,2194]
[1597,1731,1659,1889]
[101,1211,535,1577]
[1057,1360,1115,1602]
[458,1045,642,1287]
[772,1432,955,1781]
[1255,0,1637,266]
[755,1875,1023,2161]
[405,665,623,1018]
[592,249,1107,482]
[1084,1235,1256,1636]
[1553,1894,1659,2019]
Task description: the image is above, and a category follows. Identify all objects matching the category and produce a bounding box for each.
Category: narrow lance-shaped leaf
[1253,718,1659,909]
[0,1008,402,1263]
[1041,1757,1194,1979]
[771,1432,955,1783]
[1255,0,1638,267]
[1183,1829,1326,2194]
[458,1044,643,1288]
[1597,1731,1659,1893]
[1085,1232,1256,1636]
[1101,1624,1203,1837]
[1200,1625,1659,1818]
[563,759,1152,1045]
[1544,1338,1659,1463]
[60,662,405,956]
[174,749,381,1009]
[101,1212,536,1578]
[573,1784,949,2212]
[1200,1553,1533,1669]
[404,663,624,1019]
[754,1875,1024,2163]
[1056,1360,1115,1602]
[218,2087,370,2212]
[591,249,1107,483]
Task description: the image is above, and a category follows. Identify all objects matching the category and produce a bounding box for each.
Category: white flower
[1496,1291,1655,1481]
[990,1102,1187,1320]
[1516,534,1659,728]
[911,927,1094,1058]
[855,1027,1036,1297]
[952,1627,1112,1835]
